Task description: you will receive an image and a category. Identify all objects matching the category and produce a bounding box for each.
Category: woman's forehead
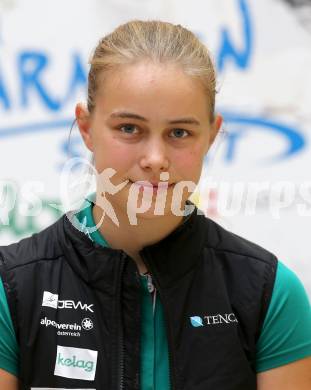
[100,61,198,89]
[94,62,210,120]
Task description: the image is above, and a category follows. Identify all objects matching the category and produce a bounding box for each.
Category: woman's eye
[119,124,139,134]
[169,129,189,138]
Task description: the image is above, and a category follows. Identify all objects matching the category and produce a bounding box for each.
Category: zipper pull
[146,274,155,293]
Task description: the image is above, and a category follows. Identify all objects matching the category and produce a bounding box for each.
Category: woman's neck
[92,202,185,274]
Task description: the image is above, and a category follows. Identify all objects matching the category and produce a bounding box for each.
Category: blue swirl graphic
[222,112,306,163]
[0,119,73,138]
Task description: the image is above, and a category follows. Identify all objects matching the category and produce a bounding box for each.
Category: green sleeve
[0,277,19,377]
[255,260,311,373]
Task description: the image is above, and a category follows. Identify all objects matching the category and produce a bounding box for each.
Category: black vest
[0,204,277,390]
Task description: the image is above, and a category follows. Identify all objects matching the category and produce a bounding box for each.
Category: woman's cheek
[95,140,136,172]
[174,150,203,180]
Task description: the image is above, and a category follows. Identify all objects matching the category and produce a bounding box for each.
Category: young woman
[0,20,310,390]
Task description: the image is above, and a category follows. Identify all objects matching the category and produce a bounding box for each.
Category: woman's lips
[129,180,174,192]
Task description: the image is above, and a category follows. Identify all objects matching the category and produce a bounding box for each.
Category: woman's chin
[126,199,172,221]
[126,196,189,223]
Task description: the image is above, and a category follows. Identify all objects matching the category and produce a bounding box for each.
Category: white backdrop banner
[0,0,310,295]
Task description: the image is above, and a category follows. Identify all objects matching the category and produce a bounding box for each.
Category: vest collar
[60,200,208,290]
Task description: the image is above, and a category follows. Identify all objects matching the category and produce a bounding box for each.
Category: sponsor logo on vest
[42,291,58,309]
[42,291,94,312]
[81,318,94,330]
[190,313,238,327]
[54,345,98,381]
[190,316,204,327]
[40,317,94,337]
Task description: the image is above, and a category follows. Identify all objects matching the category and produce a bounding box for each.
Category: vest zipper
[146,273,155,293]
[141,252,177,390]
[118,253,126,390]
[146,273,157,315]
[119,335,125,390]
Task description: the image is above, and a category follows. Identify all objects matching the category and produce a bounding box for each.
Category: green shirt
[1,194,311,387]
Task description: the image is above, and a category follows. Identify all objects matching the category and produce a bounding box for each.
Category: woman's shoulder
[198,212,277,265]
[256,260,311,372]
[0,276,19,378]
[0,214,65,271]
[267,260,311,316]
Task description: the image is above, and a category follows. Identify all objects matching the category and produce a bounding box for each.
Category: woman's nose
[139,139,169,173]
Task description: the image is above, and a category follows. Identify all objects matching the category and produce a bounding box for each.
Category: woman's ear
[75,102,93,152]
[204,113,223,155]
[210,113,223,145]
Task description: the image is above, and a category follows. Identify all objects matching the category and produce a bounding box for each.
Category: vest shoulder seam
[2,254,64,272]
[205,245,277,264]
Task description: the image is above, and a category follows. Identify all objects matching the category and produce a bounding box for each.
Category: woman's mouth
[129,180,174,192]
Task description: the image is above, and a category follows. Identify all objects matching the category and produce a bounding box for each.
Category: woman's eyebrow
[109,111,201,126]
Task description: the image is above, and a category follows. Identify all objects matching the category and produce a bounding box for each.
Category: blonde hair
[87,20,217,122]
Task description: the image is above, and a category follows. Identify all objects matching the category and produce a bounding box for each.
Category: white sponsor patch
[42,291,94,312]
[42,291,59,309]
[54,345,98,381]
